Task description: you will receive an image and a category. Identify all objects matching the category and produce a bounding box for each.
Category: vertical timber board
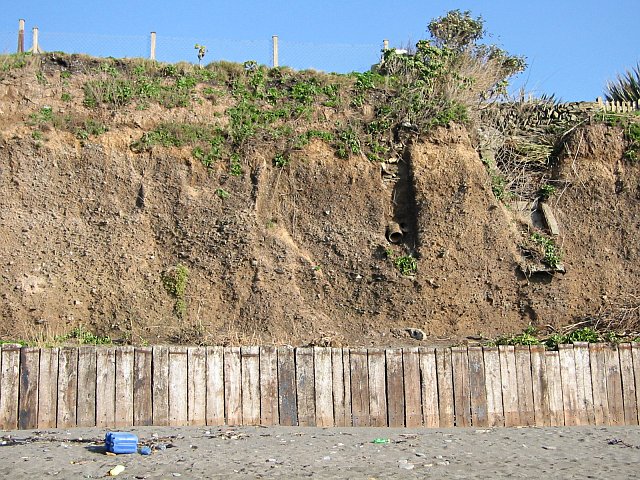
[76,346,97,428]
[545,351,565,426]
[0,345,21,430]
[451,347,471,427]
[259,346,279,426]
[529,345,550,427]
[18,347,40,430]
[314,347,334,427]
[419,348,439,428]
[514,346,535,426]
[295,347,316,427]
[435,348,454,428]
[152,346,169,427]
[206,346,225,426]
[168,346,188,427]
[633,343,640,425]
[241,346,260,426]
[386,348,405,428]
[482,347,504,427]
[342,349,352,426]
[37,347,59,429]
[558,345,580,426]
[57,347,78,428]
[604,344,624,426]
[403,348,423,428]
[467,346,488,427]
[498,346,519,427]
[331,348,346,427]
[133,347,153,427]
[187,347,207,426]
[277,346,297,426]
[115,346,134,428]
[367,349,387,427]
[224,347,242,425]
[618,343,637,426]
[589,344,609,425]
[96,348,116,428]
[573,343,595,425]
[350,348,370,427]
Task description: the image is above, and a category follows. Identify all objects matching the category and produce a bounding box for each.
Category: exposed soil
[0,57,638,347]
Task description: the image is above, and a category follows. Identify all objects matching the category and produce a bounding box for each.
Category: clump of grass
[531,232,562,269]
[55,326,112,345]
[161,264,189,319]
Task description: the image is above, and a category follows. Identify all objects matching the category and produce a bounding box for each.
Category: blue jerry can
[105,431,139,454]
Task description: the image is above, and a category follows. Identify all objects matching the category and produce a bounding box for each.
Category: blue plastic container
[105,432,138,454]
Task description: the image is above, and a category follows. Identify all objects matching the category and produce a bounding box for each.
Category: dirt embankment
[0,56,638,347]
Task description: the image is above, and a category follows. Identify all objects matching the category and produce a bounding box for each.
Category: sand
[0,425,638,479]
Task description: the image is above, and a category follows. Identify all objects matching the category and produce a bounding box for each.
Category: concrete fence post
[17,19,25,53]
[29,27,42,54]
[383,39,389,51]
[272,35,279,68]
[150,32,157,60]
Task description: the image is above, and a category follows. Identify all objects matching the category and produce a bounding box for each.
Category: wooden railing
[0,343,638,430]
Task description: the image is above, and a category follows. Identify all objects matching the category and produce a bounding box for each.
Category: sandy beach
[0,425,638,479]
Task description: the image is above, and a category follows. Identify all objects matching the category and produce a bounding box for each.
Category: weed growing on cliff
[531,232,562,269]
[605,62,640,103]
[394,255,418,276]
[273,153,290,168]
[161,264,189,319]
[538,183,556,200]
[0,53,29,72]
[215,188,230,199]
[55,326,112,345]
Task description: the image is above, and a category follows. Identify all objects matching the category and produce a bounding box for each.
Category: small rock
[406,328,425,340]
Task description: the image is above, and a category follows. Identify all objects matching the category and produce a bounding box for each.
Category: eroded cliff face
[0,57,638,347]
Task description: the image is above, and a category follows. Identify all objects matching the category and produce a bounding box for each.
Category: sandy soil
[0,425,638,479]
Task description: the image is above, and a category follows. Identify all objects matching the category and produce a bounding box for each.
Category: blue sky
[1,0,637,101]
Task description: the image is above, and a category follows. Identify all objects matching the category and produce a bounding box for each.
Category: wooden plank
[367,348,387,427]
[403,348,422,427]
[295,347,316,427]
[206,346,225,426]
[451,347,471,427]
[573,342,595,425]
[115,346,134,428]
[224,346,242,425]
[515,346,535,426]
[37,347,59,429]
[76,346,97,427]
[545,351,565,426]
[168,346,188,426]
[57,347,78,428]
[467,346,488,427]
[314,347,334,427]
[331,348,346,427]
[499,346,520,427]
[558,344,581,426]
[18,347,40,430]
[483,346,504,427]
[419,347,439,428]
[633,343,640,425]
[386,348,405,427]
[152,346,169,426]
[350,348,370,427]
[241,346,260,425]
[435,348,454,427]
[342,349,352,426]
[618,343,637,425]
[0,345,21,430]
[187,347,207,426]
[604,344,624,426]
[96,347,116,428]
[259,346,279,426]
[589,343,610,425]
[133,347,153,426]
[529,345,550,426]
[277,346,297,426]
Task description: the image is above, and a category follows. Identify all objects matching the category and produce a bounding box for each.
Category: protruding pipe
[386,222,403,244]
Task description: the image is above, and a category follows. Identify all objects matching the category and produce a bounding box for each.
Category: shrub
[605,63,640,103]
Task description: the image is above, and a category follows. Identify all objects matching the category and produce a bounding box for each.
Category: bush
[605,63,640,103]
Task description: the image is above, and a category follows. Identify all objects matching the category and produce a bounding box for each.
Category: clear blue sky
[1,0,637,101]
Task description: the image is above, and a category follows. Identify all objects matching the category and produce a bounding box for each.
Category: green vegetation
[394,255,418,276]
[161,264,189,319]
[489,325,626,350]
[55,326,112,345]
[531,232,562,269]
[605,62,640,103]
[539,183,556,200]
[215,188,230,199]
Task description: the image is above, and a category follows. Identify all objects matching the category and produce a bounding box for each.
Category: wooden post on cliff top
[150,32,157,60]
[17,19,25,53]
[272,35,279,68]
